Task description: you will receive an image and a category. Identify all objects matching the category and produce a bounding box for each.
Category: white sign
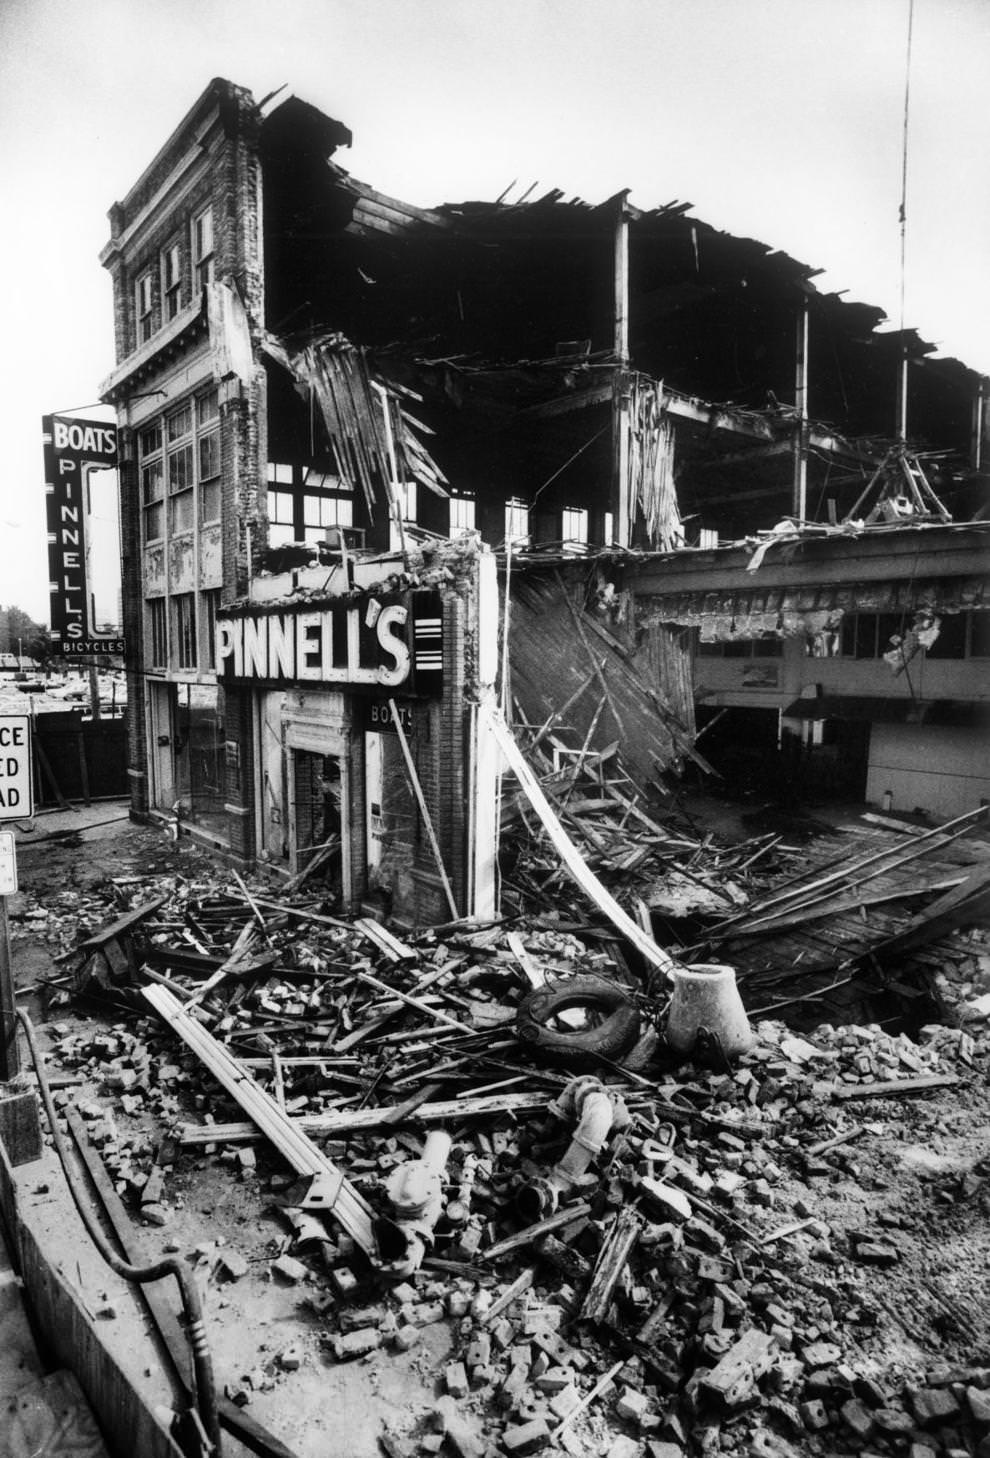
[0,833,16,894]
[0,716,33,820]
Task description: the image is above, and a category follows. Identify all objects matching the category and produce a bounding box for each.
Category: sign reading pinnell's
[217,590,443,696]
[42,414,124,656]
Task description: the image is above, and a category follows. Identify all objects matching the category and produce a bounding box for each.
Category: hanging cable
[898,0,915,339]
[897,0,916,442]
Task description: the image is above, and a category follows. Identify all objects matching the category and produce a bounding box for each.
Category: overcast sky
[1,0,987,627]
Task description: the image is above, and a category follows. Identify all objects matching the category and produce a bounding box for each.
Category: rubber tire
[516,974,641,1066]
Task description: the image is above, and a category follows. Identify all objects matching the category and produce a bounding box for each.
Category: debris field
[9,799,990,1458]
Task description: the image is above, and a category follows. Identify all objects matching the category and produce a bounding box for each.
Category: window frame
[449,494,476,540]
[135,270,154,344]
[161,238,183,321]
[504,497,531,547]
[191,206,215,291]
[147,597,167,670]
[173,593,197,671]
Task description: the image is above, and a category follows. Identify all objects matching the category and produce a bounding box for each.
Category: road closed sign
[0,716,33,820]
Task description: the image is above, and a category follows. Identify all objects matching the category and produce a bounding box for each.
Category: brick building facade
[98,79,500,924]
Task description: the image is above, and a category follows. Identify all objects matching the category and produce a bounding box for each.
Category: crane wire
[897,0,916,442]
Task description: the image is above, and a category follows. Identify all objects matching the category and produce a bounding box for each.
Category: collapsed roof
[260,91,988,543]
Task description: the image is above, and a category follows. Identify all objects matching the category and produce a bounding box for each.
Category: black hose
[16,1008,222,1456]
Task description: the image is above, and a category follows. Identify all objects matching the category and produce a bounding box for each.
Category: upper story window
[135,271,154,344]
[698,634,783,659]
[449,495,476,540]
[139,391,222,545]
[140,422,164,541]
[561,506,589,554]
[161,240,183,321]
[819,610,986,661]
[266,461,354,547]
[192,207,214,290]
[505,498,531,548]
[197,389,221,522]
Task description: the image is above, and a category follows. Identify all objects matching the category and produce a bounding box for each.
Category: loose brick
[615,1386,651,1423]
[604,1440,640,1458]
[331,1328,381,1360]
[909,1387,961,1428]
[840,1398,875,1440]
[501,1418,551,1454]
[445,1362,470,1398]
[271,1248,306,1283]
[799,1399,829,1431]
[967,1386,990,1425]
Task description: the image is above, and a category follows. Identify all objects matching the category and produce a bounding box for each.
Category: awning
[783,695,989,728]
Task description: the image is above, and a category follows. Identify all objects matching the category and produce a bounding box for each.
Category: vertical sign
[42,413,124,657]
[0,716,29,1078]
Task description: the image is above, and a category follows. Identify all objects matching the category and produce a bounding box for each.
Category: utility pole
[792,292,810,521]
[612,193,632,548]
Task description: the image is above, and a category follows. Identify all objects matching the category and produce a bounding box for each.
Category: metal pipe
[16,1008,221,1456]
[517,1076,629,1221]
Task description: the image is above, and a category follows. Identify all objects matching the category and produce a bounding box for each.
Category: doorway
[290,749,346,902]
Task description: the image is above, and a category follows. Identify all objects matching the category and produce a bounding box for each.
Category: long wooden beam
[141,985,378,1256]
[177,1090,554,1145]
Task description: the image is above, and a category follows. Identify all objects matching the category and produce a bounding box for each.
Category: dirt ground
[7,803,990,1458]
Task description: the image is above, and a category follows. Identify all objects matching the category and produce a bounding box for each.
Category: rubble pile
[21,859,988,1457]
[9,799,990,1457]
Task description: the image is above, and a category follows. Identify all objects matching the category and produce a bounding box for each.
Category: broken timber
[141,985,378,1257]
[483,701,677,977]
[177,1089,554,1145]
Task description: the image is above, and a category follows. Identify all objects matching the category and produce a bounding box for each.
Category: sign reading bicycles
[42,413,124,656]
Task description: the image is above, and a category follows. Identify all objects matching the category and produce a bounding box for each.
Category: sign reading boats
[42,413,124,657]
[217,591,443,695]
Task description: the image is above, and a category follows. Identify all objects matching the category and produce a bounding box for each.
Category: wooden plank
[580,1205,642,1323]
[178,1089,553,1144]
[353,917,417,963]
[76,898,166,952]
[141,985,378,1256]
[866,863,990,961]
[480,1202,593,1261]
[831,1073,959,1101]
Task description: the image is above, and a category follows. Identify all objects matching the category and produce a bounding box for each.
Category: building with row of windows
[98,78,988,917]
